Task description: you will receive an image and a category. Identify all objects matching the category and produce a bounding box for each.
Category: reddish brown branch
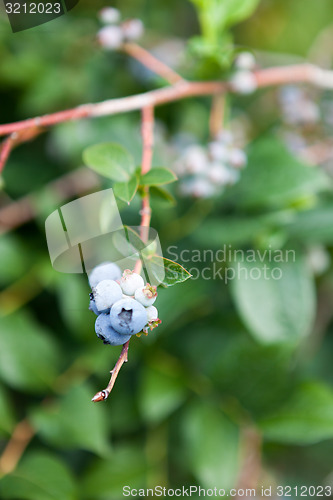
[209,94,225,138]
[123,42,184,85]
[0,419,35,476]
[91,339,130,402]
[235,427,262,497]
[0,127,44,173]
[139,106,154,238]
[91,108,155,402]
[0,167,99,235]
[1,63,333,140]
[0,135,15,174]
[0,81,227,138]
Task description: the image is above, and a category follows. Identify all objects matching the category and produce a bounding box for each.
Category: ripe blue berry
[89,293,99,315]
[93,279,122,313]
[110,298,148,335]
[120,270,144,296]
[88,262,121,289]
[95,313,131,346]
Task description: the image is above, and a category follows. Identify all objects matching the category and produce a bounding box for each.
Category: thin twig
[0,127,44,173]
[0,135,15,174]
[2,62,333,141]
[235,426,262,498]
[0,419,35,476]
[209,94,225,138]
[139,106,154,238]
[91,339,130,402]
[0,81,226,138]
[92,108,155,401]
[122,42,184,85]
[0,167,99,235]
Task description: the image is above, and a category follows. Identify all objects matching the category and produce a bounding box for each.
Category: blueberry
[120,270,144,296]
[134,283,157,307]
[89,293,99,315]
[110,298,148,335]
[97,25,124,50]
[95,313,131,346]
[88,262,122,289]
[93,279,122,313]
[146,305,158,322]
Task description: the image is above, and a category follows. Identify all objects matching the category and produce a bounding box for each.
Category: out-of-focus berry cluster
[88,262,160,347]
[173,130,247,198]
[277,85,333,171]
[97,7,144,50]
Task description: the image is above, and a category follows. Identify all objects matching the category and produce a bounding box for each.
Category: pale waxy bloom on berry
[231,70,258,94]
[122,19,144,41]
[98,7,121,25]
[234,52,256,71]
[97,25,124,50]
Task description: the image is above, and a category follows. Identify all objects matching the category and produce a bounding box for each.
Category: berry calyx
[134,283,157,306]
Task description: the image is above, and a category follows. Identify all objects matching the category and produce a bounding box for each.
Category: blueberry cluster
[97,7,144,50]
[88,263,160,346]
[279,86,320,127]
[277,86,323,159]
[173,130,247,198]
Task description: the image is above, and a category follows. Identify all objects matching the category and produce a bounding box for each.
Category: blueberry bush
[1,0,333,499]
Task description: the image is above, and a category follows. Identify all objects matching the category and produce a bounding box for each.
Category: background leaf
[231,254,316,344]
[260,382,333,444]
[0,312,61,393]
[138,363,187,424]
[0,452,77,500]
[83,142,135,182]
[228,138,328,209]
[80,445,148,500]
[30,383,111,456]
[0,383,15,436]
[182,401,240,490]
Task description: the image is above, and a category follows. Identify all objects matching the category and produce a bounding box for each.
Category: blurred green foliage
[1,0,333,499]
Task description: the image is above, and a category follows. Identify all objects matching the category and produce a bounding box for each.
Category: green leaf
[0,234,31,287]
[140,167,177,186]
[0,312,61,393]
[285,202,333,244]
[30,383,110,456]
[231,254,316,345]
[0,452,77,500]
[80,446,148,499]
[83,142,135,182]
[190,0,260,45]
[260,382,333,444]
[145,256,192,287]
[113,171,139,203]
[193,216,266,247]
[56,274,92,340]
[182,401,240,489]
[0,384,15,436]
[150,185,176,205]
[139,364,187,424]
[228,138,328,209]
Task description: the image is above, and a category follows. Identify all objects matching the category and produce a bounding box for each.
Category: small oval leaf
[140,167,177,186]
[83,142,135,182]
